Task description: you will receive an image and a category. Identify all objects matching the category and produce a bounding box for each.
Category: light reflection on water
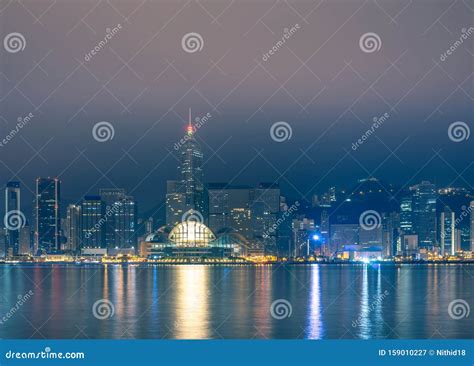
[0,264,472,339]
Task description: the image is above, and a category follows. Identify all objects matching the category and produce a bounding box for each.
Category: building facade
[5,181,21,255]
[35,178,61,254]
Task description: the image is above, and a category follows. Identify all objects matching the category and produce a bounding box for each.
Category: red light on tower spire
[187,108,193,136]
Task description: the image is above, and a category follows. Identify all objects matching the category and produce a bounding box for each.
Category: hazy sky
[0,0,472,215]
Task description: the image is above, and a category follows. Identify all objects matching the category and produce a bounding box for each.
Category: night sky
[0,0,472,217]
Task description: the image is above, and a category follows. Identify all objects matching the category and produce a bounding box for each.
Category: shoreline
[1,261,473,266]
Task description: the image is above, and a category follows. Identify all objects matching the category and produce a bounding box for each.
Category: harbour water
[0,263,472,339]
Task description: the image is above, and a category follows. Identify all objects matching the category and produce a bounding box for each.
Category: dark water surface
[0,263,472,339]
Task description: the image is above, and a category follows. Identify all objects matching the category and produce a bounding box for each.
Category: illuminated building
[5,181,20,255]
[99,188,137,249]
[143,222,247,259]
[412,181,437,248]
[167,109,206,226]
[80,196,105,249]
[35,178,61,254]
[65,204,81,253]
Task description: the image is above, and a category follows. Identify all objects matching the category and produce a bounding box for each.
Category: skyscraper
[440,206,455,256]
[113,195,137,249]
[208,184,253,239]
[412,181,437,248]
[5,181,21,255]
[80,196,105,249]
[399,194,413,234]
[35,178,61,254]
[167,109,206,226]
[251,182,280,255]
[19,224,32,255]
[65,204,81,252]
[99,188,137,249]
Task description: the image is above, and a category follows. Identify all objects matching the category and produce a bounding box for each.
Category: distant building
[65,204,81,252]
[440,206,455,256]
[412,181,437,248]
[35,178,61,254]
[207,183,280,256]
[382,212,399,258]
[5,181,21,255]
[403,234,418,257]
[330,224,359,256]
[166,109,207,226]
[0,230,7,257]
[359,226,382,246]
[19,225,32,255]
[400,194,413,234]
[320,210,330,256]
[99,188,137,249]
[80,196,105,249]
[292,217,315,257]
[252,183,280,255]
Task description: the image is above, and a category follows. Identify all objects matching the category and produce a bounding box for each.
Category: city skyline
[0,0,472,353]
[0,1,472,217]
